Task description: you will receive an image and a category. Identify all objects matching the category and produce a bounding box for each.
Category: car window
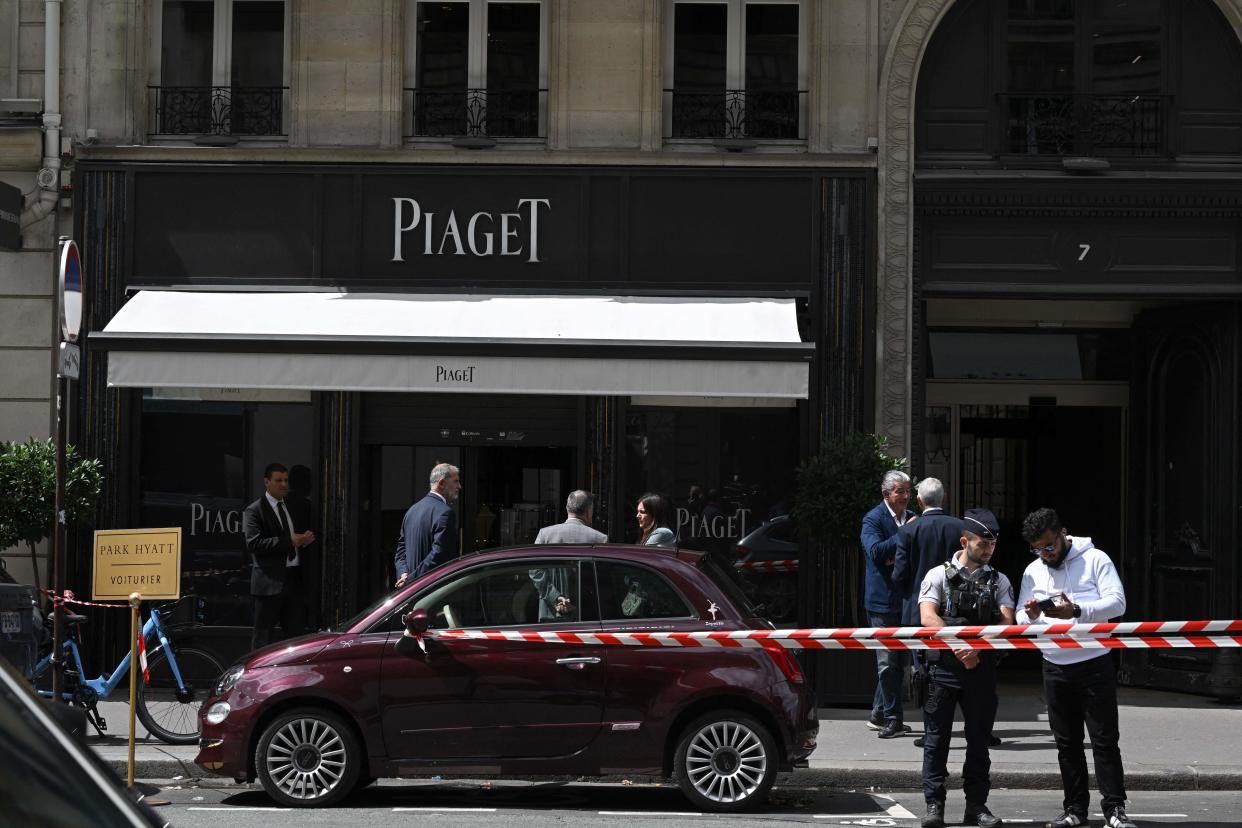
[596,560,693,621]
[409,560,584,629]
[766,519,798,544]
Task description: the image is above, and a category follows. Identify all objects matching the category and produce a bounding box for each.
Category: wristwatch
[1071,603,1082,619]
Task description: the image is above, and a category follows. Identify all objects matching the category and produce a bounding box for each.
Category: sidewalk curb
[793,767,1242,791]
[104,758,1242,791]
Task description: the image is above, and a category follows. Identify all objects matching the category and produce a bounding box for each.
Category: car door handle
[555,656,601,670]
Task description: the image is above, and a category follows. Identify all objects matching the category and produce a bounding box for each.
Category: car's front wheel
[255,708,361,807]
[673,710,777,811]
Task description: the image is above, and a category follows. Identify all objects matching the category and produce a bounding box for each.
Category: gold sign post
[92,527,182,602]
[127,591,141,787]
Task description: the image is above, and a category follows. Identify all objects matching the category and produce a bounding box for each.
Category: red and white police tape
[40,588,132,609]
[429,620,1242,652]
[734,560,799,573]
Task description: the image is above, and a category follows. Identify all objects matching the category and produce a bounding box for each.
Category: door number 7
[1078,243,1091,261]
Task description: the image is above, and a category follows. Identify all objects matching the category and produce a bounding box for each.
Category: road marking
[814,801,917,820]
[1094,815,1187,819]
[393,807,499,812]
[186,807,292,812]
[598,811,704,817]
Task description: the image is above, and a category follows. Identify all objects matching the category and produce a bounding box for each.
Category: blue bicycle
[33,599,225,745]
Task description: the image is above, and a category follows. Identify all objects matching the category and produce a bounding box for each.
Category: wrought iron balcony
[664,88,806,140]
[148,86,287,137]
[403,88,546,139]
[1001,93,1169,158]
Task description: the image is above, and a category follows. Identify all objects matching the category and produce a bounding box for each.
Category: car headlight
[215,664,244,696]
[205,702,231,725]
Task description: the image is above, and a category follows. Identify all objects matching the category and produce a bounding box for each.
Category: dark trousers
[1043,655,1127,816]
[870,611,907,723]
[922,659,997,806]
[251,568,306,651]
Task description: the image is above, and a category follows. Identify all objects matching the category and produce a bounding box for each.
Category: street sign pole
[51,371,67,700]
[51,237,84,701]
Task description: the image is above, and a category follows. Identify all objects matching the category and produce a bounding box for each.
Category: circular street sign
[59,239,84,343]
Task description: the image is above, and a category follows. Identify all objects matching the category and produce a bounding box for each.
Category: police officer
[916,508,1015,828]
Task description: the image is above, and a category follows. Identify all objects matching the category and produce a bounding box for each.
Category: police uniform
[917,509,1015,828]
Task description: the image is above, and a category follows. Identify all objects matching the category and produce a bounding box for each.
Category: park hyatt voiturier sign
[92,527,182,600]
[391,196,551,263]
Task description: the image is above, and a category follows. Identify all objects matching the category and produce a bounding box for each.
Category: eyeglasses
[1029,542,1058,555]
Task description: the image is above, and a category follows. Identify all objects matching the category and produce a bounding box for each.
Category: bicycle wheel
[136,644,225,745]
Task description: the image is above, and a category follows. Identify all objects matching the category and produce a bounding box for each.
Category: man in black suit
[393,463,462,588]
[243,463,316,651]
[893,478,963,626]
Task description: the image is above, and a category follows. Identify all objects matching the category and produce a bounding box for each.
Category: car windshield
[332,590,404,632]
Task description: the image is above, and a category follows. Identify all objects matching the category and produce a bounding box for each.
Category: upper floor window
[663,0,806,142]
[916,0,1242,164]
[403,0,548,142]
[148,0,289,139]
[1004,0,1163,156]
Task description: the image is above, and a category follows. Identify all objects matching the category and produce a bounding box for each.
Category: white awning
[94,291,813,399]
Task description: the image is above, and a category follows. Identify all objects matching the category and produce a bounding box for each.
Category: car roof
[422,543,707,574]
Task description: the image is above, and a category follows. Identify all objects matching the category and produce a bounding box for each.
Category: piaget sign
[392,197,551,263]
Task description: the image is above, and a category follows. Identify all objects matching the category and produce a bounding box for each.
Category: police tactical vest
[941,562,1003,627]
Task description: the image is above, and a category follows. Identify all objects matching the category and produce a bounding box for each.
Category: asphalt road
[144,779,1242,827]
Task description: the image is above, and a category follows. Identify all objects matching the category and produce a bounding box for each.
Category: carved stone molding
[877,0,952,458]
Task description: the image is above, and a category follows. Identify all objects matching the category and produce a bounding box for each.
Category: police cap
[962,508,1000,540]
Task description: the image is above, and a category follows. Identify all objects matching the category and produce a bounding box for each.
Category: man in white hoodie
[1016,508,1137,828]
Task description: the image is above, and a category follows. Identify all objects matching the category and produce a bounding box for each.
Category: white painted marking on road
[813,814,911,820]
[884,802,916,819]
[186,807,292,812]
[393,807,499,812]
[598,811,704,817]
[1093,815,1187,819]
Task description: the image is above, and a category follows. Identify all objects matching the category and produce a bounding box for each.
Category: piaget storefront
[73,162,873,682]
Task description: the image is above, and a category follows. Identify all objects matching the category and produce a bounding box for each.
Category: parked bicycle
[32,596,225,745]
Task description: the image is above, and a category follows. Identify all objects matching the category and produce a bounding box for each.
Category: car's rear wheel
[255,708,361,807]
[673,710,777,812]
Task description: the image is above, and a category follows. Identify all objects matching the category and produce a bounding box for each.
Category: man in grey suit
[534,490,608,545]
[530,490,606,621]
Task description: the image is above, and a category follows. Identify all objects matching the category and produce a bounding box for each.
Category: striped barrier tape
[430,623,1242,651]
[40,588,134,609]
[734,560,799,573]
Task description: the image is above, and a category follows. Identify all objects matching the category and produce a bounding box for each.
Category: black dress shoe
[1046,810,1088,828]
[922,801,945,828]
[913,735,925,747]
[964,803,1003,827]
[990,734,1002,747]
[878,720,911,738]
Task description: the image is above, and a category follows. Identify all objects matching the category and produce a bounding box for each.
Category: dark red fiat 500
[195,545,817,811]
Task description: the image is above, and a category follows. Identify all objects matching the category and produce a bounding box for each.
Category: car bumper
[194,693,256,780]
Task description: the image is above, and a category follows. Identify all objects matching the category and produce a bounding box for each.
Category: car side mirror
[404,608,429,635]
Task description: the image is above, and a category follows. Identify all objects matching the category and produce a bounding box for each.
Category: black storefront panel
[133,172,316,281]
[123,165,819,290]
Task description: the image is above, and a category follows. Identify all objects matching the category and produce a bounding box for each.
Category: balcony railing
[664,88,806,140]
[1001,93,1169,158]
[148,86,287,137]
[403,88,546,139]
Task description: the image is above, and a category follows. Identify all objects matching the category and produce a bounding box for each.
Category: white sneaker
[1105,807,1137,828]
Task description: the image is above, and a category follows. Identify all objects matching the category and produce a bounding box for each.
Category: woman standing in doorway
[636,493,676,547]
